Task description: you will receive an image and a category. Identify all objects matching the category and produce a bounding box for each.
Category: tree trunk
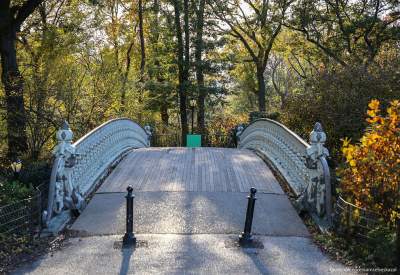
[182,0,190,140]
[183,0,190,110]
[135,0,146,123]
[149,0,169,123]
[0,28,28,159]
[195,0,206,135]
[151,0,160,42]
[138,0,146,82]
[256,65,266,113]
[120,42,133,114]
[160,104,169,126]
[173,0,188,145]
[183,0,190,75]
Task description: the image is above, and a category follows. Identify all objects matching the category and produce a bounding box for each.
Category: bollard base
[238,233,253,245]
[122,233,137,248]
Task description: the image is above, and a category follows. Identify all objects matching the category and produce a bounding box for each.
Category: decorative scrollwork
[44,119,150,227]
[306,122,329,169]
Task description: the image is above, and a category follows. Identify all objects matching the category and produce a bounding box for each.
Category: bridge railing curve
[236,119,332,227]
[43,118,151,231]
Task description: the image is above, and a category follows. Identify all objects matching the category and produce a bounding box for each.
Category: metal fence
[202,134,236,148]
[0,183,48,238]
[333,196,381,240]
[151,133,182,147]
[151,133,235,148]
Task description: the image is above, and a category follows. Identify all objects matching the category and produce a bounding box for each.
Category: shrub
[18,161,51,188]
[0,160,50,207]
[338,99,399,225]
[0,180,34,206]
[206,113,247,136]
[281,62,400,165]
[364,225,397,267]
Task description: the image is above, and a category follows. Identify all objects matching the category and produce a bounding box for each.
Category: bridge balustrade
[43,118,151,232]
[237,119,332,228]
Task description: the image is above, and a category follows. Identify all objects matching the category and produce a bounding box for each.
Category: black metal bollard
[239,187,257,245]
[123,185,136,246]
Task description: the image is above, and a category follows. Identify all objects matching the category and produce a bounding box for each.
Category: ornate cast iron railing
[236,119,332,227]
[43,118,151,232]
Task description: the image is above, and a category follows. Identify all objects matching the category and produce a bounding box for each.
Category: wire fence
[333,196,382,240]
[151,133,236,148]
[202,134,236,148]
[0,183,48,238]
[151,133,182,147]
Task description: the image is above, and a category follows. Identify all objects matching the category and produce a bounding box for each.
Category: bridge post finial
[306,122,329,167]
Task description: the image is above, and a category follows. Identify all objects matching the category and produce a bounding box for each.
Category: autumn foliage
[339,99,400,224]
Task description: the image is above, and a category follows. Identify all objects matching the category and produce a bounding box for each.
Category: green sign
[187,134,201,147]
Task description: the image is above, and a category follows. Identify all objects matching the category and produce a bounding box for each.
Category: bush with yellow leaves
[338,99,399,225]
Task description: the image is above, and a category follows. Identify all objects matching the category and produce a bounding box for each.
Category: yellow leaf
[368,99,380,110]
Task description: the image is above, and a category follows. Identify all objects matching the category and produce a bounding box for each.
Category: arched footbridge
[43,117,332,234]
[15,118,350,275]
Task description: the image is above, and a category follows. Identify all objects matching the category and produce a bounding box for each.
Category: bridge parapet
[237,119,331,228]
[43,118,150,232]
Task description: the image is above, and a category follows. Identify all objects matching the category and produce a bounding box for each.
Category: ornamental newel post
[235,125,244,147]
[44,121,85,227]
[144,125,152,146]
[305,122,332,224]
[123,185,136,247]
[239,187,257,245]
[44,121,76,225]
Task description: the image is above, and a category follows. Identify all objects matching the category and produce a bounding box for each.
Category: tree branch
[13,0,45,30]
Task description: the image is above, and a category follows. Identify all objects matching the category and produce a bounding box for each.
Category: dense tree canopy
[0,0,398,163]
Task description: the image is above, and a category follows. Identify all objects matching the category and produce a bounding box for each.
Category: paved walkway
[14,148,349,274]
[15,235,348,275]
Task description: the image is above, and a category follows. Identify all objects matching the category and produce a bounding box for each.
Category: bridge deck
[98,147,283,194]
[71,147,307,236]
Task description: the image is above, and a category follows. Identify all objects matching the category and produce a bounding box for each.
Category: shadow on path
[246,250,271,275]
[119,247,134,275]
